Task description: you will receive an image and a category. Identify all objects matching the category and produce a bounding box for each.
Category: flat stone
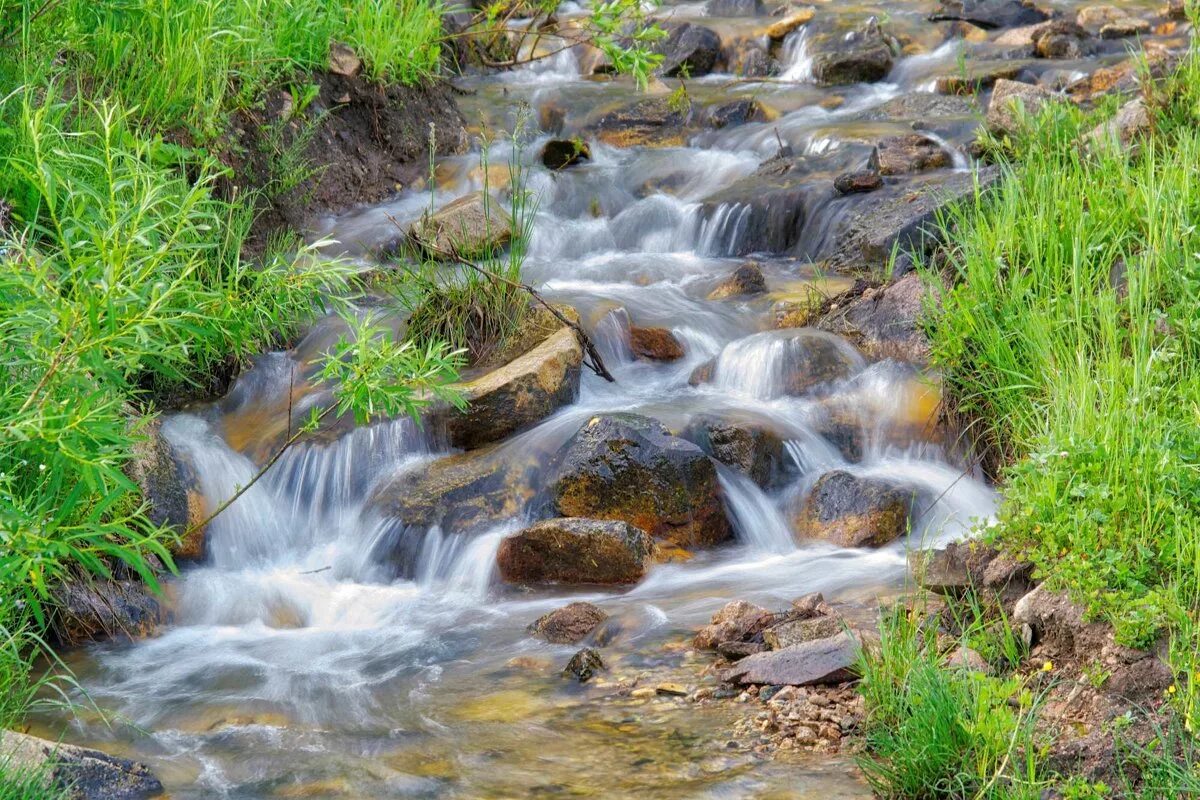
[834,169,883,195]
[765,7,815,40]
[929,0,1048,30]
[722,631,861,686]
[763,615,844,650]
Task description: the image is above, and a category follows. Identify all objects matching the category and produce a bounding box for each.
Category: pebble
[656,682,689,696]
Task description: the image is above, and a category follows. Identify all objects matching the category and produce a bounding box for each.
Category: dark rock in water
[564,647,605,682]
[834,169,883,195]
[544,415,732,549]
[876,134,953,176]
[816,273,934,363]
[928,0,1047,30]
[127,417,207,560]
[629,325,685,361]
[811,35,893,86]
[0,730,163,800]
[706,0,764,15]
[655,22,724,78]
[438,323,583,451]
[499,518,655,585]
[717,640,767,661]
[866,93,978,122]
[368,444,538,547]
[54,579,165,648]
[707,263,767,300]
[826,167,1001,275]
[528,601,610,643]
[694,600,774,649]
[587,97,692,148]
[542,138,591,170]
[722,631,861,686]
[795,470,912,548]
[683,416,784,488]
[699,99,767,130]
[688,357,716,387]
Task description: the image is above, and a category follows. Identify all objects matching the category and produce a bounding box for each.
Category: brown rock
[409,192,512,259]
[498,518,655,585]
[876,134,952,176]
[795,470,912,548]
[834,169,883,195]
[1086,98,1152,152]
[707,263,767,300]
[765,7,815,40]
[629,325,685,361]
[328,42,362,77]
[764,616,844,650]
[945,645,990,673]
[723,631,862,686]
[936,63,1021,95]
[684,416,784,488]
[986,79,1058,137]
[529,601,609,644]
[694,600,774,649]
[563,647,605,682]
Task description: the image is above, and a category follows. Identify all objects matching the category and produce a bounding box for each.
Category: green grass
[856,601,1044,799]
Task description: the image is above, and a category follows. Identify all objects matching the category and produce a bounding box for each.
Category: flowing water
[37,1,1182,797]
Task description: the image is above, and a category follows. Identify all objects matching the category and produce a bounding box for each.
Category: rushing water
[37,0,1181,797]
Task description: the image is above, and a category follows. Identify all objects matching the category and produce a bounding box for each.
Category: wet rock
[0,730,163,800]
[700,99,768,130]
[945,645,990,673]
[53,579,165,647]
[929,0,1047,30]
[629,325,685,361]
[694,600,775,649]
[810,22,894,86]
[764,615,844,650]
[707,0,764,14]
[816,273,934,363]
[1066,45,1177,102]
[544,414,732,549]
[409,192,512,259]
[368,444,536,541]
[1077,5,1150,38]
[935,62,1021,95]
[684,416,784,488]
[542,138,591,170]
[1031,20,1090,59]
[328,42,362,77]
[499,518,655,585]
[718,640,768,660]
[867,93,977,122]
[655,22,724,78]
[834,169,883,195]
[707,263,767,299]
[127,417,206,560]
[795,470,912,548]
[1086,98,1152,152]
[986,79,1058,137]
[876,134,952,176]
[1100,17,1151,38]
[792,592,829,617]
[826,167,1001,275]
[440,322,583,450]
[765,7,816,40]
[688,357,716,387]
[528,601,610,643]
[723,631,861,686]
[771,284,826,329]
[587,97,691,148]
[563,647,605,682]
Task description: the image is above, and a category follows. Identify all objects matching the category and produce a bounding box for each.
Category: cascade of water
[780,28,814,82]
[717,468,797,554]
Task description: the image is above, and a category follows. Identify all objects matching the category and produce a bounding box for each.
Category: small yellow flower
[1042,661,1053,672]
[1169,684,1177,695]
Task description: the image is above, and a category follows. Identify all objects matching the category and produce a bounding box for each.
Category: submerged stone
[563,648,605,682]
[528,601,610,643]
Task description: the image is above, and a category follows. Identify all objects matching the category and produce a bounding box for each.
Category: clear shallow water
[38,0,1178,796]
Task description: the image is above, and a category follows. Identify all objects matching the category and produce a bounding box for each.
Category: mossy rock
[794,470,912,548]
[498,518,655,585]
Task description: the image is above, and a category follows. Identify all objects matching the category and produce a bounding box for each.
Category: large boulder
[438,321,583,450]
[811,22,894,86]
[655,22,724,78]
[683,416,785,488]
[0,730,163,800]
[928,0,1048,30]
[816,273,935,364]
[543,414,732,549]
[498,518,655,585]
[986,79,1058,138]
[528,601,609,643]
[795,470,913,548]
[409,192,512,259]
[722,631,862,686]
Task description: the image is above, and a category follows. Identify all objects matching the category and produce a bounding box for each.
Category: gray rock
[722,631,862,686]
[683,415,785,488]
[0,730,163,800]
[655,22,724,78]
[816,273,935,363]
[929,0,1047,30]
[54,579,164,648]
[763,615,844,649]
[986,79,1058,138]
[1086,98,1152,152]
[409,192,512,259]
[811,23,894,86]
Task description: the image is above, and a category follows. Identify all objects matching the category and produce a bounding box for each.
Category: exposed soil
[221,70,469,252]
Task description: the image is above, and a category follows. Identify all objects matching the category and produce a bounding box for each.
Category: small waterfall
[710,330,865,400]
[697,202,752,256]
[780,28,814,82]
[718,468,796,554]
